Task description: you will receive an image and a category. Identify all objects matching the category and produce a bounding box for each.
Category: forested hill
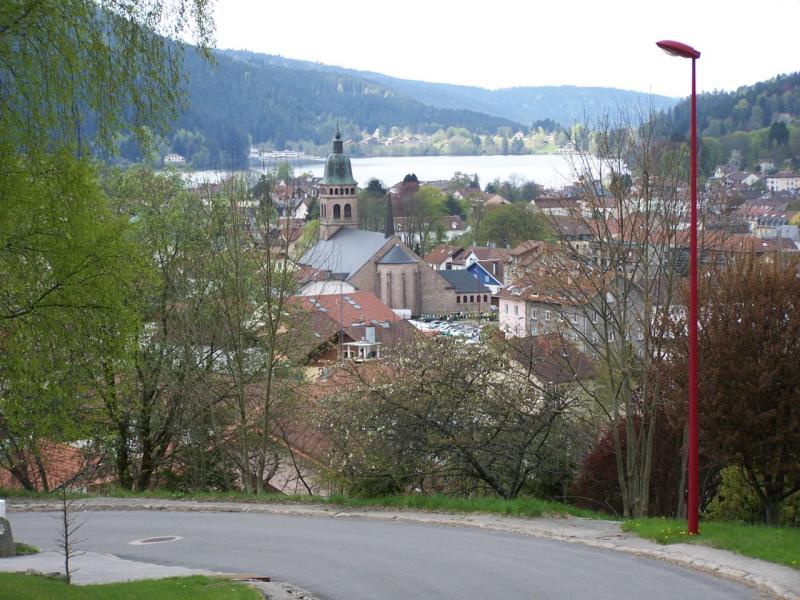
[173,48,521,150]
[660,72,800,169]
[221,50,679,129]
[664,72,800,137]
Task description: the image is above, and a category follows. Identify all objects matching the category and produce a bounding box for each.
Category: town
[1,1,799,599]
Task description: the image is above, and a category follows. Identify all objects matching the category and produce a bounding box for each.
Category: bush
[705,466,800,526]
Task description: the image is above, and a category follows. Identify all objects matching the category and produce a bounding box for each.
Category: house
[766,171,800,193]
[464,246,510,282]
[294,291,418,364]
[497,272,647,357]
[439,270,492,313]
[529,197,578,217]
[163,153,186,166]
[423,244,463,270]
[466,261,503,295]
[506,333,595,387]
[485,193,511,206]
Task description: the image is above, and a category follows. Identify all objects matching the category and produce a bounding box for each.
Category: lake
[301,154,583,189]
[185,153,596,190]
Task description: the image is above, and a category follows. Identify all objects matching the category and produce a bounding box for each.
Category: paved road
[10,510,763,599]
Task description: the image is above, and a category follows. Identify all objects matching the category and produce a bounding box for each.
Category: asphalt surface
[8,510,765,600]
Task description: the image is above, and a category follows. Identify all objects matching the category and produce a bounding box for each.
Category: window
[456,296,461,304]
[591,332,599,343]
[637,329,644,341]
[531,308,538,320]
[505,304,509,314]
[344,203,352,218]
[470,295,475,303]
[530,324,537,336]
[609,330,616,342]
[592,311,599,324]
[571,313,578,324]
[514,305,518,316]
[463,296,468,303]
[483,295,488,303]
[333,204,341,219]
[545,310,551,321]
[334,187,339,195]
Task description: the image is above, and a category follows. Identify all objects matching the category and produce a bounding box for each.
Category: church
[298,129,466,316]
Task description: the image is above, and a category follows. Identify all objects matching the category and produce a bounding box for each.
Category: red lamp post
[657,39,701,535]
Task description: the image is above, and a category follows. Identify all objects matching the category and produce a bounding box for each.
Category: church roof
[377,244,416,265]
[298,228,389,279]
[439,270,490,293]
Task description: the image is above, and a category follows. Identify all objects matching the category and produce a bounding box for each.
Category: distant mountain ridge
[220,50,679,128]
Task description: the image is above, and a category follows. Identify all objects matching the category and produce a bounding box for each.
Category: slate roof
[439,270,490,293]
[377,244,417,265]
[507,333,595,385]
[298,228,389,279]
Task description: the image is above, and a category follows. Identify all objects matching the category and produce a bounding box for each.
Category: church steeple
[319,127,358,240]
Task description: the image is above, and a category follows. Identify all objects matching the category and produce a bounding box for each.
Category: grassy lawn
[1,486,608,520]
[622,518,800,569]
[0,573,261,600]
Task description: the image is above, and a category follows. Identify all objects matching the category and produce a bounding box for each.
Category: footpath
[4,497,799,600]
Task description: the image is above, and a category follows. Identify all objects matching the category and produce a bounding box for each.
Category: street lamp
[657,39,701,535]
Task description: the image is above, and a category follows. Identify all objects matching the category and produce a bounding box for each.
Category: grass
[1,486,609,519]
[622,518,800,569]
[0,573,261,600]
[13,542,38,555]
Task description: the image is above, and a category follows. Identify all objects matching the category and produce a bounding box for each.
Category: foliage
[622,518,800,569]
[662,72,800,168]
[474,203,550,247]
[0,574,261,600]
[0,151,138,490]
[706,466,800,527]
[317,336,585,499]
[0,0,214,155]
[665,255,800,525]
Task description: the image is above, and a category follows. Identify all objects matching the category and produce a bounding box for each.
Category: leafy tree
[475,203,549,247]
[768,122,789,147]
[0,152,137,489]
[318,335,583,499]
[0,0,214,154]
[365,178,387,196]
[666,255,800,525]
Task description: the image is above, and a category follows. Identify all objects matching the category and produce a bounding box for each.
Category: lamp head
[656,40,700,59]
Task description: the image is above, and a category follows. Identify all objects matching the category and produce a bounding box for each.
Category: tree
[318,335,583,499]
[0,0,214,154]
[475,203,550,248]
[398,185,446,256]
[537,112,690,518]
[768,122,789,147]
[0,152,137,490]
[666,255,800,525]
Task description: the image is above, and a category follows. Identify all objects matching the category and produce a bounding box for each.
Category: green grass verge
[0,573,261,600]
[622,518,800,569]
[13,542,38,555]
[1,486,609,519]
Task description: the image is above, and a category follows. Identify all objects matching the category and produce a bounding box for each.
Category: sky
[212,0,800,99]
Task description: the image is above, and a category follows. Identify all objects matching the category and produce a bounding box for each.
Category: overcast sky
[212,0,799,99]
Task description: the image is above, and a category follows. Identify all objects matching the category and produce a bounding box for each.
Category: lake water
[185,153,594,190]
[302,154,583,189]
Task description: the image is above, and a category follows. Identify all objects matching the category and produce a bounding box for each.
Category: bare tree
[527,110,692,517]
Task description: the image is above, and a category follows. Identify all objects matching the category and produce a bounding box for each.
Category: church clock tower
[318,127,358,240]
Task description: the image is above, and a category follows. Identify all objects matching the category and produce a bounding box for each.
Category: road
[10,510,762,599]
